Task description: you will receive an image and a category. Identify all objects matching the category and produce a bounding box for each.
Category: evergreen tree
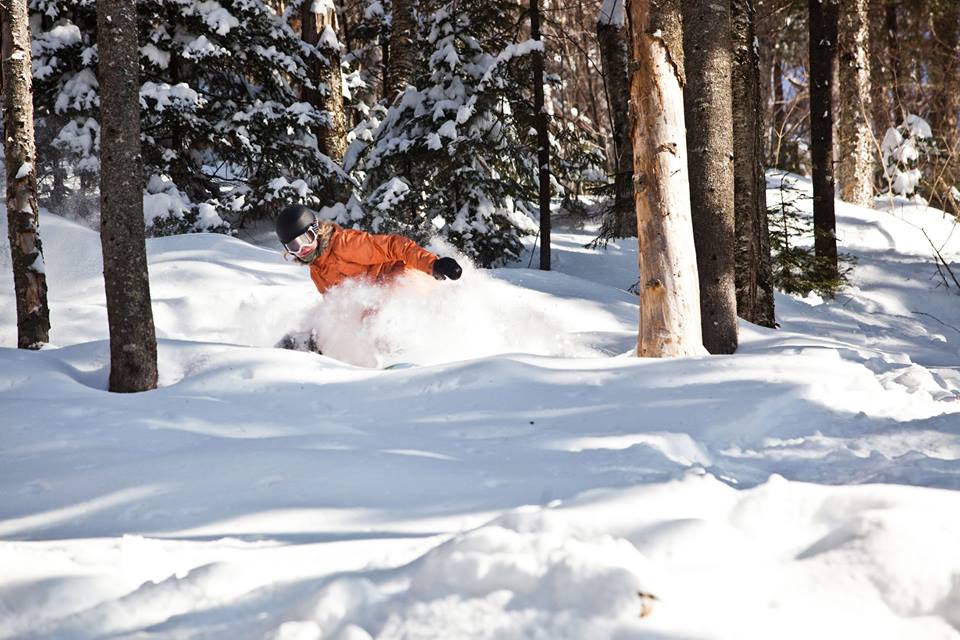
[30,0,350,234]
[354,0,542,267]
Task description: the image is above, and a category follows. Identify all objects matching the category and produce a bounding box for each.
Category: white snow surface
[3,175,960,638]
[14,163,32,180]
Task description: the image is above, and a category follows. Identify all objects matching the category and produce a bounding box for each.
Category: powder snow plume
[298,252,610,368]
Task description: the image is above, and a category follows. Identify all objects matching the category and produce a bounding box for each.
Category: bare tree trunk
[809,0,839,282]
[2,0,50,349]
[929,3,959,213]
[627,0,704,358]
[731,0,774,328]
[530,0,551,271]
[384,0,416,100]
[98,0,159,392]
[930,5,959,137]
[597,0,636,238]
[837,0,874,207]
[682,0,737,353]
[301,0,348,164]
[884,0,902,120]
[770,53,802,171]
[868,0,893,138]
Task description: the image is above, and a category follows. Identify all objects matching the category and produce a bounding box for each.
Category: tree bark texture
[627,0,704,358]
[597,0,636,237]
[98,0,159,392]
[868,0,894,139]
[809,0,839,280]
[2,0,50,348]
[384,0,416,100]
[731,0,774,328]
[531,0,551,270]
[837,0,874,207]
[301,0,348,164]
[682,0,738,354]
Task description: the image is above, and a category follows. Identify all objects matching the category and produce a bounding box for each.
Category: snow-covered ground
[2,174,960,639]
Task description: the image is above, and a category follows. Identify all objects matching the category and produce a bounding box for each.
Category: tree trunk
[301,0,348,164]
[837,0,874,207]
[731,0,774,328]
[2,0,50,349]
[771,54,800,170]
[930,5,959,137]
[682,0,737,354]
[98,0,159,392]
[627,0,704,358]
[597,0,636,238]
[868,0,893,139]
[929,4,959,213]
[809,0,839,282]
[531,0,551,270]
[384,0,416,100]
[884,0,901,119]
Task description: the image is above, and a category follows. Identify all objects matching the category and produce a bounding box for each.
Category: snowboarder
[275,204,463,293]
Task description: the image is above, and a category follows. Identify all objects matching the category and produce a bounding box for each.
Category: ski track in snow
[2,175,960,638]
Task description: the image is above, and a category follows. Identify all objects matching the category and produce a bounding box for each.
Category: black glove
[432,256,462,281]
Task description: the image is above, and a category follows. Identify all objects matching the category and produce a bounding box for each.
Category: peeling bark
[2,0,50,348]
[627,0,704,357]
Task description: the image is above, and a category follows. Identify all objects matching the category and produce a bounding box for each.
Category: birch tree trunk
[98,0,159,392]
[597,0,636,238]
[682,0,737,354]
[627,0,704,358]
[301,0,347,164]
[731,0,774,328]
[809,0,839,282]
[837,0,874,207]
[2,0,50,349]
[384,0,416,100]
[531,0,551,270]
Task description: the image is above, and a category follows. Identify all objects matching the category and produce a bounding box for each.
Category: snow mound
[5,173,960,639]
[271,508,658,640]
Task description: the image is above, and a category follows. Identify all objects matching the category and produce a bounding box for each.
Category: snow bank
[12,474,960,639]
[4,174,960,638]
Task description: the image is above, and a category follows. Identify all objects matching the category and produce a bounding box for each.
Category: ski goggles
[284,225,319,258]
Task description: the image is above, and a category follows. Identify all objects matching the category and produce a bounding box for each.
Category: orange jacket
[308,225,437,294]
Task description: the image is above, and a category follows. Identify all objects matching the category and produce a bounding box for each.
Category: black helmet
[276,204,317,245]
